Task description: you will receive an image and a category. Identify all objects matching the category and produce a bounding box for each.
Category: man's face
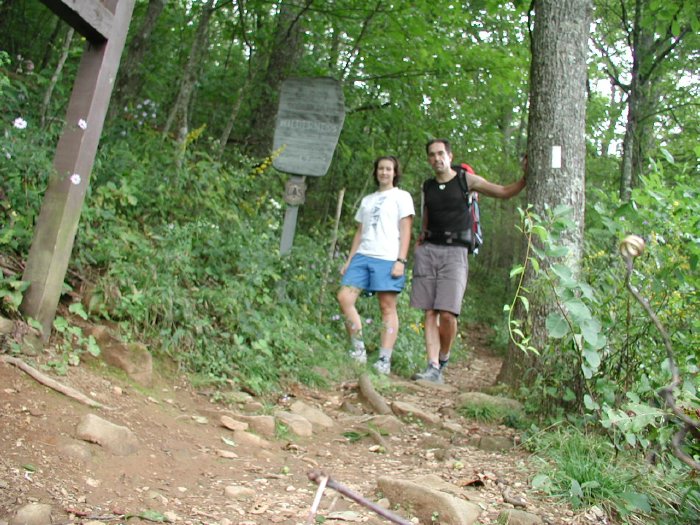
[427,142,452,175]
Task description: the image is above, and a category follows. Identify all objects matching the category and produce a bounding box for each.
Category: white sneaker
[348,347,367,364]
[373,357,391,375]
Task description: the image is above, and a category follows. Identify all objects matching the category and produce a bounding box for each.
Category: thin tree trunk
[497,0,590,387]
[111,0,167,118]
[40,27,74,128]
[163,0,215,143]
[245,0,308,156]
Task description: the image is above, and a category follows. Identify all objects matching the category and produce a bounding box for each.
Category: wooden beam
[21,0,135,337]
[40,0,114,42]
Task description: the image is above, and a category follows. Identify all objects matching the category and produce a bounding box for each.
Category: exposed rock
[378,476,481,525]
[496,509,544,525]
[275,411,313,437]
[233,414,276,436]
[58,440,93,461]
[220,415,249,431]
[456,391,523,413]
[0,316,13,334]
[75,413,139,456]
[224,485,256,500]
[362,414,404,434]
[232,429,272,449]
[391,400,440,425]
[290,400,334,429]
[478,435,514,452]
[9,503,52,525]
[86,325,152,386]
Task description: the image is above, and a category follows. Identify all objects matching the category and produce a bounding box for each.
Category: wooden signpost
[272,78,345,255]
[21,0,135,339]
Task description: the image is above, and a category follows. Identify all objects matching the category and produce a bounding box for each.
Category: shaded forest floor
[0,325,604,525]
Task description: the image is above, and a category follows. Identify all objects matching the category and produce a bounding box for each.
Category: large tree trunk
[497,0,590,387]
[163,0,215,143]
[245,0,308,156]
[110,0,167,118]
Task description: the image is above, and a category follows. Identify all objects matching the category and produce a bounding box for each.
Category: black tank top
[423,176,469,235]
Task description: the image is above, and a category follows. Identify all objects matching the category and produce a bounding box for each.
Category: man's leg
[437,310,458,367]
[424,309,441,367]
[412,309,443,382]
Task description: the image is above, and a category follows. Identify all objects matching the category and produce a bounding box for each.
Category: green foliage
[507,155,699,522]
[527,426,699,524]
[45,315,101,375]
[457,400,524,427]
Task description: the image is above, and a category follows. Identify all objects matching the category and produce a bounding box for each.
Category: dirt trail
[1,325,583,525]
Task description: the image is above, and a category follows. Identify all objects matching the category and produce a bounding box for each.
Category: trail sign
[272,78,345,177]
[272,78,345,255]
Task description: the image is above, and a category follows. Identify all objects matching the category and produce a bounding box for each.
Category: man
[410,139,527,383]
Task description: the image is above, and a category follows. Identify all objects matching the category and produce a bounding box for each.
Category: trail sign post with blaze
[272,78,345,255]
[21,0,135,338]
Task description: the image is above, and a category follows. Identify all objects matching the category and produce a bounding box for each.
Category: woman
[337,156,415,374]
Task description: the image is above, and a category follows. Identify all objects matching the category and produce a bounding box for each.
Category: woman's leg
[337,286,365,361]
[377,291,399,351]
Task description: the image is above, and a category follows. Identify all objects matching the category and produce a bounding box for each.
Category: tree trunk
[618,0,686,201]
[245,0,307,156]
[163,0,215,143]
[497,0,590,387]
[40,27,74,127]
[111,0,167,118]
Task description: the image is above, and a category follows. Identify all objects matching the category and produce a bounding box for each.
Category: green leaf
[583,348,601,370]
[546,312,568,338]
[518,295,530,313]
[531,474,552,492]
[583,394,599,410]
[86,335,101,357]
[509,265,524,278]
[581,319,606,349]
[68,302,89,320]
[660,147,675,164]
[53,316,69,333]
[621,492,651,513]
[564,299,591,324]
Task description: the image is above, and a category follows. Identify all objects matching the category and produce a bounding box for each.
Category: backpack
[453,163,483,255]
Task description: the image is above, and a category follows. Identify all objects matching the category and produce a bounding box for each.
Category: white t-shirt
[354,187,415,261]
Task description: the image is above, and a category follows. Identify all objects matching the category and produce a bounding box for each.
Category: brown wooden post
[21,0,135,338]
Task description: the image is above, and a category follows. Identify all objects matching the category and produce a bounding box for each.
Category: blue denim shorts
[341,253,406,293]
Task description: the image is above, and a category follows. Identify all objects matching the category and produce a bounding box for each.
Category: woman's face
[376,159,395,189]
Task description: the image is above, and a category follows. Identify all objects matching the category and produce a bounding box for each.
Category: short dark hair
[425,138,452,155]
[373,155,402,187]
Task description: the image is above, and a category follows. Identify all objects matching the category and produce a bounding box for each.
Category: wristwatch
[396,257,408,264]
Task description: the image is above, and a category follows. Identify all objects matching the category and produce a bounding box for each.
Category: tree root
[358,373,392,415]
[1,355,112,410]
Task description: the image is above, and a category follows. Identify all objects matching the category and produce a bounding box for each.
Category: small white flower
[78,119,87,130]
[70,173,81,185]
[13,117,27,129]
[5,151,11,159]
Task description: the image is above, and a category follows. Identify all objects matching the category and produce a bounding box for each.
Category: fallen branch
[1,355,111,410]
[358,373,392,415]
[308,470,412,525]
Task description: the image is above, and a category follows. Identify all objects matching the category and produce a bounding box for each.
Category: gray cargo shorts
[409,242,469,316]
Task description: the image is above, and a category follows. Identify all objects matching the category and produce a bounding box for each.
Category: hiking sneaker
[348,347,367,364]
[411,364,443,384]
[373,357,391,375]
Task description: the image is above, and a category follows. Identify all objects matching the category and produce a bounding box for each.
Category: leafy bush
[527,426,699,524]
